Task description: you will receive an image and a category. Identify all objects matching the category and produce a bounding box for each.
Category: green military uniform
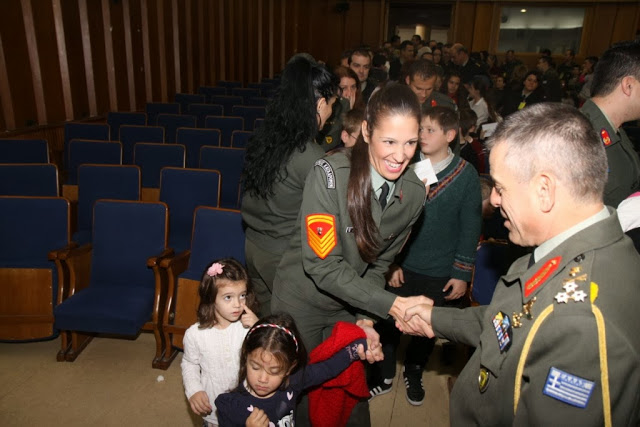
[581,99,640,207]
[241,140,325,316]
[423,91,456,111]
[432,209,640,425]
[271,151,425,349]
[319,97,350,153]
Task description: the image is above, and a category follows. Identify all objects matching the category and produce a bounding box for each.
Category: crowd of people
[180,38,640,426]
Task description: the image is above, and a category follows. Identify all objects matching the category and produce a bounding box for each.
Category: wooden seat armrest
[56,243,93,261]
[159,250,191,276]
[48,242,78,261]
[147,248,175,268]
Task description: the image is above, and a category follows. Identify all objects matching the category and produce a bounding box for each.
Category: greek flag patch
[543,367,594,408]
[315,159,335,189]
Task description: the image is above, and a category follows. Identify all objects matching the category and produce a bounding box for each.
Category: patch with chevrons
[306,213,337,259]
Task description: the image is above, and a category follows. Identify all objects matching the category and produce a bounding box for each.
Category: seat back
[182,207,246,281]
[119,125,164,164]
[204,116,244,147]
[231,105,266,132]
[0,139,49,163]
[63,123,110,169]
[247,82,275,97]
[67,140,122,185]
[174,93,206,114]
[176,128,221,168]
[0,163,59,197]
[156,114,196,143]
[90,200,167,290]
[231,87,260,103]
[0,196,70,269]
[471,240,511,306]
[197,85,228,101]
[145,102,180,125]
[216,80,242,94]
[246,97,269,107]
[231,130,252,149]
[107,112,147,141]
[209,95,243,116]
[159,167,220,253]
[199,146,245,209]
[76,165,141,245]
[187,103,224,127]
[134,143,185,188]
[0,196,70,340]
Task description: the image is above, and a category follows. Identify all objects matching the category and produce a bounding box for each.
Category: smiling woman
[271,83,432,424]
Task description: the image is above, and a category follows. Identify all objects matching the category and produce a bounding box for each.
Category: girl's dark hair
[197,258,258,328]
[236,312,307,391]
[243,56,339,198]
[471,77,498,123]
[347,84,421,263]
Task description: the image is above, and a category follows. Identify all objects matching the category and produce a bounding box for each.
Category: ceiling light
[521,9,527,13]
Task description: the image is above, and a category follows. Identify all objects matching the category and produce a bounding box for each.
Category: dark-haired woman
[272,84,431,425]
[502,70,545,117]
[241,56,339,316]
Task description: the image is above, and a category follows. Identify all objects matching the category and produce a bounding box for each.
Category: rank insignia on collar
[600,128,612,146]
[431,99,437,107]
[524,256,561,298]
[325,136,333,145]
[306,214,337,259]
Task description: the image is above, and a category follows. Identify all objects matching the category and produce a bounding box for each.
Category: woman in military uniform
[242,56,339,316]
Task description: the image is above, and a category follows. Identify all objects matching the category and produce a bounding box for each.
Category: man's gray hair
[486,103,607,203]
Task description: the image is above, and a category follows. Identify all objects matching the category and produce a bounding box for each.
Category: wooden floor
[0,333,464,426]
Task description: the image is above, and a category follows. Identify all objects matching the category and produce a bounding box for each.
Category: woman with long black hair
[241,55,339,316]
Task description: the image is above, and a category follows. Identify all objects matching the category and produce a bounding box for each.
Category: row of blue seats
[0,196,244,369]
[0,163,240,251]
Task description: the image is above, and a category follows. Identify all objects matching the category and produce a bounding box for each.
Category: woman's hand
[241,304,259,328]
[398,302,435,338]
[389,295,434,334]
[246,407,270,427]
[386,264,405,288]
[188,391,212,415]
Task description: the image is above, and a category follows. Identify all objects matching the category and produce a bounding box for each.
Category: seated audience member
[580,40,640,208]
[503,49,523,81]
[339,108,364,148]
[440,71,470,111]
[502,71,545,117]
[401,103,640,426]
[488,74,506,114]
[403,59,455,111]
[467,77,496,128]
[370,106,482,406]
[349,48,376,104]
[451,43,489,86]
[458,108,482,173]
[537,56,563,102]
[557,48,578,84]
[486,54,503,77]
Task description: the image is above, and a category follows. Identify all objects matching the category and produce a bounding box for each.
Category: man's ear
[535,172,555,213]
[445,129,457,143]
[621,76,637,97]
[361,120,371,143]
[405,75,411,86]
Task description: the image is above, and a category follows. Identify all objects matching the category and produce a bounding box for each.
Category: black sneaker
[403,365,425,406]
[368,378,393,401]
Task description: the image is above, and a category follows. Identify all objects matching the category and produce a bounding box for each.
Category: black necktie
[379,182,389,210]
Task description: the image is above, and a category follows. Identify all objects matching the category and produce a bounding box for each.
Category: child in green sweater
[369,106,482,406]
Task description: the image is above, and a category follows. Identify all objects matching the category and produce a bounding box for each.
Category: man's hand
[188,391,212,415]
[443,278,468,301]
[399,303,435,338]
[389,295,433,334]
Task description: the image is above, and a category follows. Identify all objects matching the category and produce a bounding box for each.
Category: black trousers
[375,269,449,379]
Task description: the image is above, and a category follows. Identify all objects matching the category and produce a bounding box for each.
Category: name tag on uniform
[543,367,594,408]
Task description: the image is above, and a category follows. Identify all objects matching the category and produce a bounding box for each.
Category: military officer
[580,40,640,208]
[402,103,640,425]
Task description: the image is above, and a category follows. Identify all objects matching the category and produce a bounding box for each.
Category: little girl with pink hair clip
[181,258,260,427]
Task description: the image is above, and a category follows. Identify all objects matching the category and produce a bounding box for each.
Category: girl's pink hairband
[207,263,224,277]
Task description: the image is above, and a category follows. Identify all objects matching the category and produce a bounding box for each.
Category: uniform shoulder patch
[306,213,337,259]
[543,367,594,408]
[315,159,335,189]
[600,128,612,147]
